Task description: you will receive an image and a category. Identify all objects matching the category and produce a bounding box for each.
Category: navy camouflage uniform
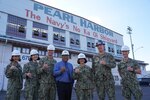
[118,58,142,100]
[37,56,57,100]
[73,65,94,100]
[23,61,39,100]
[5,62,23,100]
[92,52,116,100]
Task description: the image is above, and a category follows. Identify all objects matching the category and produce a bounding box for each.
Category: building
[0,0,148,90]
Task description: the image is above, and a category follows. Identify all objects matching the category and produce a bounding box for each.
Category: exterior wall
[0,43,12,90]
[0,0,123,46]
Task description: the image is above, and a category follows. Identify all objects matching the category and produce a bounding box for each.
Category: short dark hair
[77,58,87,64]
[10,56,21,62]
[28,55,40,61]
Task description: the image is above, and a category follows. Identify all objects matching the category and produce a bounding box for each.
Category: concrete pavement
[0,86,150,100]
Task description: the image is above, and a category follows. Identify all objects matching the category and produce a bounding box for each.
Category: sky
[36,0,150,70]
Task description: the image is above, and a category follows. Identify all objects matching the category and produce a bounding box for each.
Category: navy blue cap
[96,40,105,46]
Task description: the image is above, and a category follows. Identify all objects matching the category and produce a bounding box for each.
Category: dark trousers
[56,81,73,100]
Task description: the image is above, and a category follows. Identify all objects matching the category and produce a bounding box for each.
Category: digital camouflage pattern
[73,65,94,100]
[37,56,57,100]
[23,61,39,100]
[118,58,142,100]
[5,62,23,100]
[92,52,116,100]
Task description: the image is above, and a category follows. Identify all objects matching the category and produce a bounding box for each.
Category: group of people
[5,40,143,100]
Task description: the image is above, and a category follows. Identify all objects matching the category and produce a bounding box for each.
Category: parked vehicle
[138,75,150,86]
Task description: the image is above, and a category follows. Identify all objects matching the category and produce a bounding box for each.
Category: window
[38,50,46,56]
[54,52,62,58]
[108,46,114,53]
[12,46,30,54]
[41,30,47,38]
[32,22,48,40]
[117,50,121,54]
[60,36,65,42]
[112,48,114,53]
[18,25,25,33]
[70,38,74,44]
[87,42,91,47]
[76,39,80,45]
[53,27,66,46]
[70,32,80,49]
[108,47,111,52]
[6,15,27,38]
[116,45,122,55]
[87,57,92,62]
[22,48,30,54]
[92,43,95,48]
[87,37,95,51]
[12,46,21,52]
[107,43,114,54]
[33,28,39,36]
[54,33,59,40]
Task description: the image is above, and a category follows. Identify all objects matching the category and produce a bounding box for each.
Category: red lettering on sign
[73,25,80,32]
[25,9,41,21]
[93,32,98,38]
[46,17,67,29]
[84,29,90,36]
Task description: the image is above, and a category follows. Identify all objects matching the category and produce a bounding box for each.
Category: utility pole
[127,26,135,59]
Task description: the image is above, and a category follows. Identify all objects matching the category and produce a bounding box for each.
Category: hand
[10,65,18,70]
[60,67,66,73]
[42,63,49,70]
[75,68,80,73]
[26,72,32,78]
[127,66,134,72]
[100,60,106,65]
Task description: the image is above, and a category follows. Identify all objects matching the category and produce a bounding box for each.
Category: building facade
[0,0,148,90]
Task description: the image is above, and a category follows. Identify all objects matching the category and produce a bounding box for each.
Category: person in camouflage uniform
[92,40,116,100]
[37,44,57,100]
[23,49,40,100]
[73,53,94,100]
[5,50,23,100]
[118,45,142,100]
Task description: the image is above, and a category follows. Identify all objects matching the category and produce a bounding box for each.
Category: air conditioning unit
[18,25,25,33]
[76,39,80,45]
[70,38,74,44]
[87,42,91,47]
[54,33,59,40]
[33,29,39,36]
[42,32,47,38]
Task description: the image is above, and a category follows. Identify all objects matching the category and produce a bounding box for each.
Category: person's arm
[87,66,94,83]
[133,60,141,74]
[5,63,20,78]
[117,63,123,78]
[134,68,141,74]
[72,67,80,80]
[22,63,29,79]
[132,60,141,74]
[105,54,116,68]
[127,59,141,74]
[37,59,45,74]
[23,63,32,79]
[91,56,96,75]
[5,64,13,78]
[53,63,62,77]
